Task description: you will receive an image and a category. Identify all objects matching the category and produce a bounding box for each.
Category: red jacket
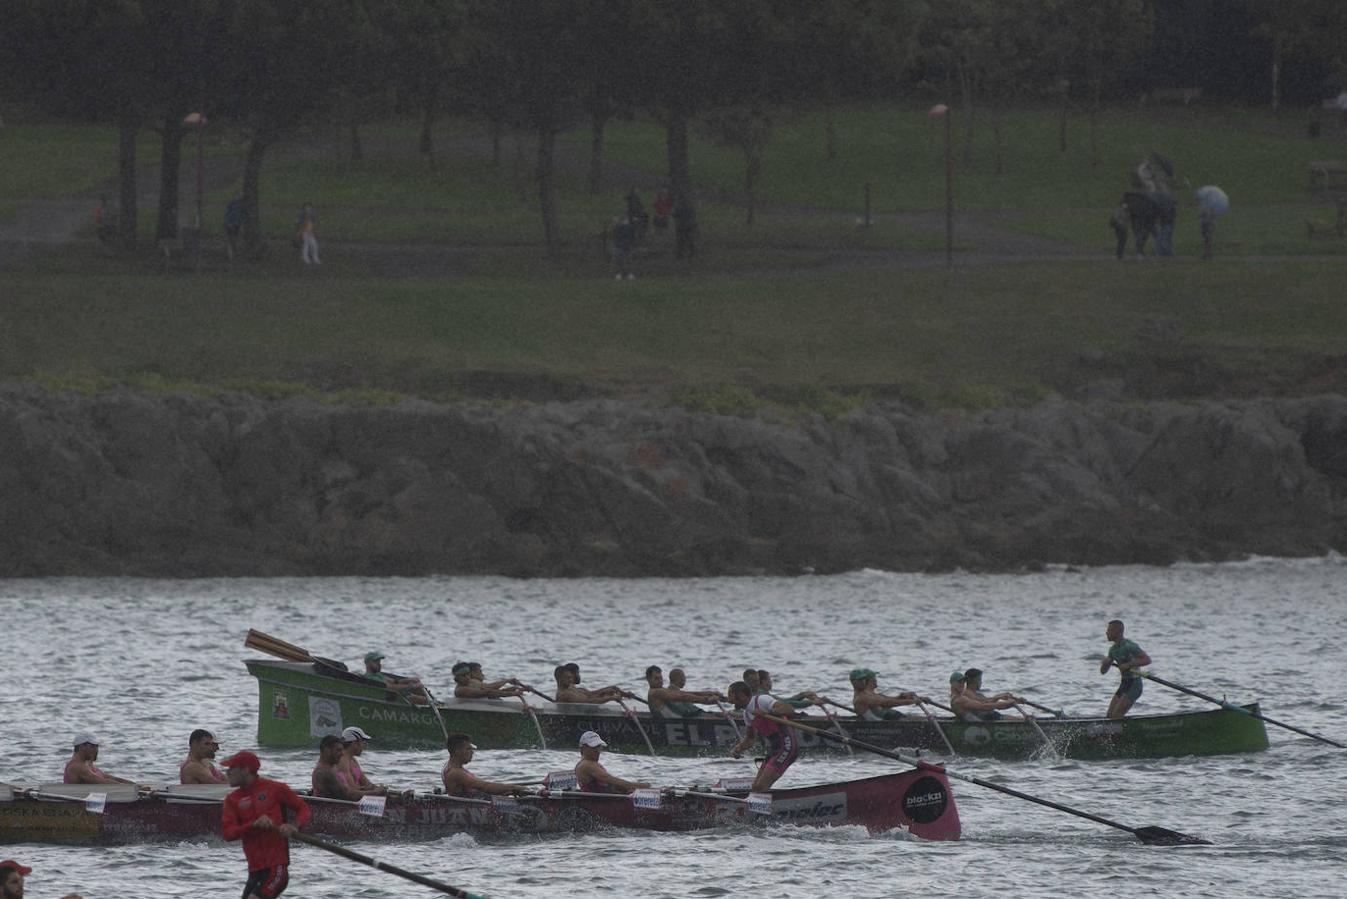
[221,777,311,871]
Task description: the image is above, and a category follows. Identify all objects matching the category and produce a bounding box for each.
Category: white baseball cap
[72,733,100,748]
[341,726,372,743]
[579,731,607,748]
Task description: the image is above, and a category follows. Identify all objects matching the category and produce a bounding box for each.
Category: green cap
[364,651,385,662]
[849,667,876,682]
[949,671,966,683]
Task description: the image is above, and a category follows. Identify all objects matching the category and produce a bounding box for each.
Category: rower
[727,681,805,792]
[574,731,649,794]
[742,668,762,693]
[849,668,922,720]
[1101,619,1152,719]
[645,665,723,718]
[361,651,426,704]
[949,671,967,705]
[452,662,526,699]
[311,735,361,800]
[336,726,388,797]
[221,750,310,899]
[180,729,226,784]
[1,859,83,899]
[952,668,1023,721]
[63,734,133,785]
[554,665,629,705]
[758,669,820,709]
[467,662,529,692]
[441,733,531,798]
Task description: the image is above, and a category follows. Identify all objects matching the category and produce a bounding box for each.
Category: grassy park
[3,103,1346,409]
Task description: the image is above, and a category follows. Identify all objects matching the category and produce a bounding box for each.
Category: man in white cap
[573,731,649,794]
[335,727,387,797]
[441,733,531,798]
[62,734,133,785]
[1,859,83,899]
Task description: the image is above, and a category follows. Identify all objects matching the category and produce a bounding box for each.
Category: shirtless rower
[949,671,967,705]
[452,662,526,699]
[1101,619,1152,719]
[574,731,649,794]
[742,669,762,693]
[553,665,630,704]
[645,666,724,718]
[952,668,1023,721]
[441,733,532,798]
[727,681,807,792]
[63,734,133,785]
[180,729,226,784]
[467,662,529,693]
[361,651,426,704]
[311,735,361,800]
[335,727,388,797]
[849,668,923,720]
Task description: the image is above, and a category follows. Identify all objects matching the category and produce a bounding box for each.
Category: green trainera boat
[247,659,1270,760]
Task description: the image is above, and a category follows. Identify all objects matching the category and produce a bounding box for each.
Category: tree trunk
[241,134,271,253]
[536,126,559,256]
[350,122,363,160]
[116,119,138,250]
[1090,79,1102,167]
[512,131,528,202]
[491,118,502,167]
[588,111,607,194]
[156,115,186,240]
[665,105,693,212]
[744,145,759,227]
[993,105,1004,175]
[1058,85,1069,153]
[419,86,437,156]
[1270,39,1282,112]
[825,105,837,161]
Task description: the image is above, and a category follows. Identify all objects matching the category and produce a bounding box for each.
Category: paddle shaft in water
[758,713,1208,846]
[292,831,485,897]
[619,698,659,757]
[419,682,451,744]
[1131,669,1344,748]
[1012,703,1058,759]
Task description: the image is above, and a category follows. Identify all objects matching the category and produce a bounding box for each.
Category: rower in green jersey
[757,669,821,709]
[1100,619,1152,719]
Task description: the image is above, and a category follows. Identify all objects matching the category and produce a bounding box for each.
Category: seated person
[849,668,922,720]
[441,733,532,798]
[64,735,134,785]
[574,731,649,794]
[758,669,821,709]
[452,661,526,699]
[645,665,724,718]
[180,729,225,784]
[311,735,362,800]
[553,664,630,705]
[361,651,426,704]
[951,668,1023,722]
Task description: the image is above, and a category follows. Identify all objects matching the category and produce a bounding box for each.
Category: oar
[618,698,658,757]
[419,683,451,744]
[518,696,548,750]
[915,700,959,757]
[714,699,744,741]
[1018,698,1066,718]
[757,713,1208,846]
[1130,669,1345,749]
[810,699,853,756]
[1012,703,1058,759]
[245,629,311,662]
[292,832,485,898]
[524,685,558,704]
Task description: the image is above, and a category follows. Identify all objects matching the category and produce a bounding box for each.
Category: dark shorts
[243,865,288,899]
[1115,678,1143,702]
[760,729,798,778]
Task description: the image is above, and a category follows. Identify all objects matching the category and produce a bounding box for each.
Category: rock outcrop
[2,385,1344,576]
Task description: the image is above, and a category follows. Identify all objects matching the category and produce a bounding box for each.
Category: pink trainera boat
[0,766,960,844]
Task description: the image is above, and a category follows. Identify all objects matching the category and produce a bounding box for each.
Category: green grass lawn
[3,261,1342,406]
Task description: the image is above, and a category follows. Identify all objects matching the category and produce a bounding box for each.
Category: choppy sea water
[2,558,1345,898]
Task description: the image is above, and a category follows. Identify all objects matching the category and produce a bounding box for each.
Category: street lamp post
[929,103,954,266]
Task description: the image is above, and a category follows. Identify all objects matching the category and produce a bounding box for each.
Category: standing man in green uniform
[1101,619,1152,719]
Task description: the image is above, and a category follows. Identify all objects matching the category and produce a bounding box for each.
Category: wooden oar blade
[1134,825,1211,846]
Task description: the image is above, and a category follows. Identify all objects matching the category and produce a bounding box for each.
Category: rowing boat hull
[0,770,960,844]
[248,660,1269,759]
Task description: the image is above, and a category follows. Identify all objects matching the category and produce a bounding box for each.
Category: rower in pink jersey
[336,727,388,796]
[727,681,810,792]
[64,734,134,785]
[180,729,226,784]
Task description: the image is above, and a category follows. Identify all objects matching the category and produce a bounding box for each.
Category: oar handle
[525,686,558,704]
[292,832,484,898]
[1019,699,1066,718]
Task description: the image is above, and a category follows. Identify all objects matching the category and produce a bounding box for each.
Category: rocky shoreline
[2,384,1345,577]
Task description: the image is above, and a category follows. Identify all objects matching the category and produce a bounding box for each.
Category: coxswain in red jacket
[220,751,311,899]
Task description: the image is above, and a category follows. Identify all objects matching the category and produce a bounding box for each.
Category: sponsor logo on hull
[770,792,847,824]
